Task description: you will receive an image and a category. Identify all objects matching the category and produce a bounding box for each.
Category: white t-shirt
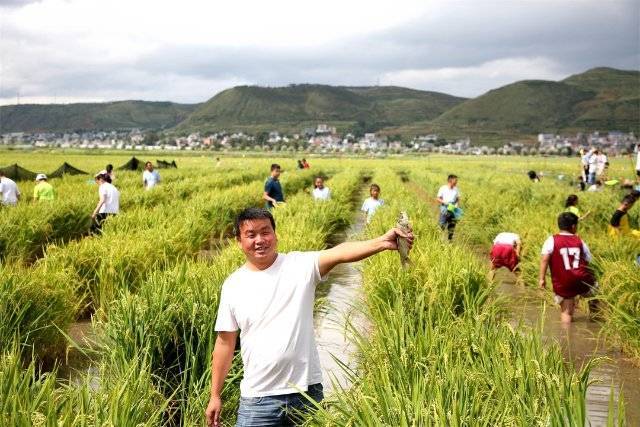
[588,155,598,173]
[0,177,20,205]
[98,182,120,214]
[437,185,460,205]
[312,187,331,200]
[596,154,607,174]
[143,170,160,189]
[493,232,520,246]
[636,149,640,170]
[215,252,323,397]
[541,232,592,262]
[361,197,384,222]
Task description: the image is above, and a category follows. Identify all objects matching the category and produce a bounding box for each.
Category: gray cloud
[1,0,638,103]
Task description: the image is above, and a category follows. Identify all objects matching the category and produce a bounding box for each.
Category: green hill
[431,67,639,136]
[0,101,198,133]
[176,84,465,133]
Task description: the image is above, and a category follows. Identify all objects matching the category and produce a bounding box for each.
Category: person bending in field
[361,183,384,223]
[106,164,115,183]
[489,232,522,283]
[312,176,331,201]
[538,212,597,324]
[205,208,413,427]
[143,161,160,190]
[0,170,20,206]
[527,170,540,182]
[264,163,284,209]
[608,193,640,239]
[91,171,120,233]
[564,194,590,221]
[436,174,461,240]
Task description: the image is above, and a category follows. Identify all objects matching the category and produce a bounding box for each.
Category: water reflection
[496,271,639,427]
[314,212,367,393]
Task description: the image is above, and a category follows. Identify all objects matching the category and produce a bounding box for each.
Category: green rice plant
[306,167,598,426]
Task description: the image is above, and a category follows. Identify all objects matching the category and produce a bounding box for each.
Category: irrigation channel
[405,179,638,425]
[496,270,639,427]
[314,209,368,393]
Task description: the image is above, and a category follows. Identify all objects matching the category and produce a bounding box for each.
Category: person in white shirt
[143,161,160,190]
[361,183,384,223]
[0,171,20,206]
[91,171,120,233]
[436,174,461,240]
[595,152,608,178]
[312,176,331,201]
[205,207,413,427]
[587,149,599,184]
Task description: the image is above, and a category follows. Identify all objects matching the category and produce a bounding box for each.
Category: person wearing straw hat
[33,174,55,201]
[91,170,120,233]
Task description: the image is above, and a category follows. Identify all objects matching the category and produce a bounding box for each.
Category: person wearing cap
[0,170,20,206]
[143,161,160,190]
[33,174,55,201]
[91,170,120,233]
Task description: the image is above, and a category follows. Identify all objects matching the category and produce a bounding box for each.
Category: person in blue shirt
[263,163,284,209]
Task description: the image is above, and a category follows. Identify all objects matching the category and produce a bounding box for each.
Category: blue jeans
[236,383,324,426]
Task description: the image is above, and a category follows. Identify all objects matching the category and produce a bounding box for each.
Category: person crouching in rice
[538,212,598,324]
[489,232,522,283]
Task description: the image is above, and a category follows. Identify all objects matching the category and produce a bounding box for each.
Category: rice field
[0,151,638,426]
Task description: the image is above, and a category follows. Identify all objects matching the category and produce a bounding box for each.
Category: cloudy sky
[0,0,638,105]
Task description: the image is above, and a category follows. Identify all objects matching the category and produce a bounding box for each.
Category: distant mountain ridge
[176,84,465,133]
[432,67,639,134]
[0,67,637,139]
[0,100,198,133]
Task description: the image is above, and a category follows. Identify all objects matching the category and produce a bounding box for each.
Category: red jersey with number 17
[549,234,594,298]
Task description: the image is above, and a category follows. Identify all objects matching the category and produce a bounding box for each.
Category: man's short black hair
[558,212,579,231]
[234,208,276,238]
[447,174,458,181]
[271,163,281,171]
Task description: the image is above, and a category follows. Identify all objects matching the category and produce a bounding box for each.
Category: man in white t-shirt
[91,171,120,233]
[311,176,331,201]
[205,208,413,426]
[142,161,160,190]
[436,174,461,240]
[0,171,20,206]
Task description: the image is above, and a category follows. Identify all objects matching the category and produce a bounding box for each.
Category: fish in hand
[396,211,411,268]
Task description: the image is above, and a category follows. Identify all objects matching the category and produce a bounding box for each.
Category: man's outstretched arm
[318,227,413,277]
[206,330,239,427]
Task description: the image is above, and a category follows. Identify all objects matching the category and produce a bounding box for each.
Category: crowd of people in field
[1,150,638,426]
[0,160,162,233]
[491,146,640,326]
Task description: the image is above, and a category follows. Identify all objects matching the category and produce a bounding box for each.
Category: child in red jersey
[538,212,597,323]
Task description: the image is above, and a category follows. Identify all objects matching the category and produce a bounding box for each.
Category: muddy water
[58,320,100,388]
[495,271,639,426]
[314,212,368,393]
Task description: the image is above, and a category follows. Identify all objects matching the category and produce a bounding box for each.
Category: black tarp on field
[49,162,88,178]
[156,159,177,169]
[118,156,144,171]
[0,163,37,181]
